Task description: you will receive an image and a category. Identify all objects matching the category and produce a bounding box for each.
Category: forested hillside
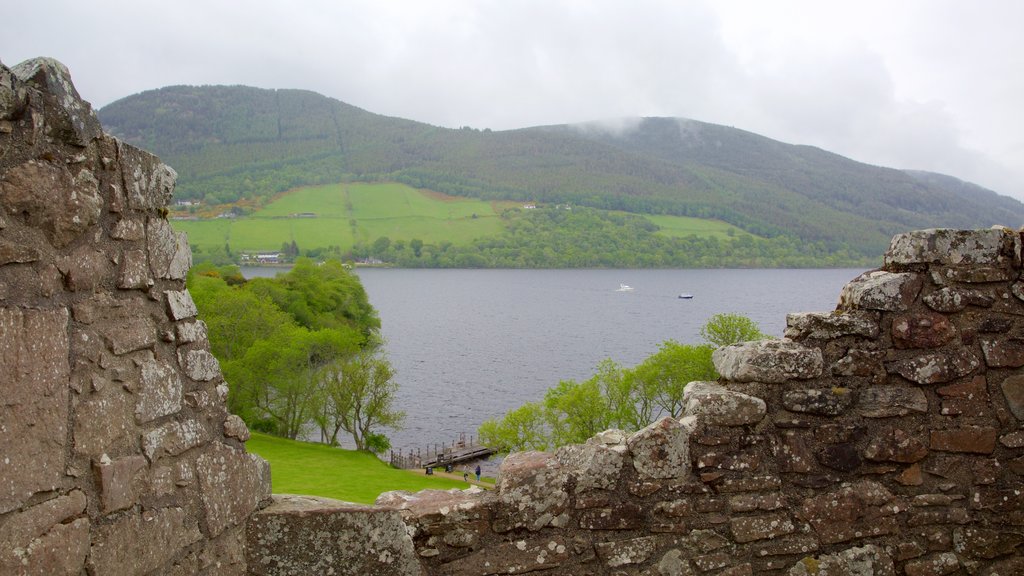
[99,86,1024,260]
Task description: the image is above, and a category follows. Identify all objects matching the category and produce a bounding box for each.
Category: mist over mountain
[99,85,1024,259]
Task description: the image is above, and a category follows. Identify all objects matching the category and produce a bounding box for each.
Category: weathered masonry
[2,58,1023,575]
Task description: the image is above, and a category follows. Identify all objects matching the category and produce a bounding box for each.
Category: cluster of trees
[347,207,873,268]
[478,313,766,452]
[188,258,402,452]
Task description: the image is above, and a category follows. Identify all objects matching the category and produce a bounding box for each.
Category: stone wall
[4,57,1024,576]
[0,58,270,575]
[252,228,1024,575]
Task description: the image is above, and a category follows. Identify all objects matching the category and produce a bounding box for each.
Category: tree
[318,350,405,452]
[700,313,768,348]
[478,402,549,453]
[630,341,716,419]
[543,377,613,447]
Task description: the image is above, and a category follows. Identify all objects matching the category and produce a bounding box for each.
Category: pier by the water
[389,432,494,471]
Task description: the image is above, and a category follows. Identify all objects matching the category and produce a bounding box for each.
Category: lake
[341,268,868,454]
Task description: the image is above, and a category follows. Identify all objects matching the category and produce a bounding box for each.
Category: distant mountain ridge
[98,85,1024,259]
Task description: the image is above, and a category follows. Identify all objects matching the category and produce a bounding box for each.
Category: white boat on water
[678,293,694,299]
[616,284,634,292]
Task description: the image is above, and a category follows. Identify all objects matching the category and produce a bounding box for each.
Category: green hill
[99,85,1024,262]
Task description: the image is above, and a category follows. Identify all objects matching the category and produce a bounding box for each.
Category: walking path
[415,467,495,489]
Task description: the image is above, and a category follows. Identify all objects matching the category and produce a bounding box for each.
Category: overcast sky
[4,1,1022,199]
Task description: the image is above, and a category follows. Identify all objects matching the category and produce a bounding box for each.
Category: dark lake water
[344,268,868,454]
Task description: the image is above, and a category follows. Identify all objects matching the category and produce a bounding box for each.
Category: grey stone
[0,308,70,514]
[136,358,183,423]
[595,535,660,567]
[838,271,922,312]
[0,160,102,248]
[12,57,103,146]
[0,239,41,265]
[148,217,191,280]
[627,416,690,480]
[166,289,198,320]
[0,491,87,568]
[0,516,90,576]
[891,311,956,349]
[143,418,210,462]
[118,249,152,289]
[730,512,796,543]
[247,495,423,576]
[178,348,221,381]
[224,414,251,442]
[87,507,202,576]
[556,438,626,493]
[94,455,147,513]
[784,311,880,340]
[924,286,994,313]
[684,381,767,425]
[116,138,177,210]
[61,245,110,292]
[493,451,570,532]
[885,227,1021,268]
[783,387,854,416]
[176,319,208,343]
[196,442,270,537]
[1000,374,1024,421]
[788,544,894,576]
[887,349,980,385]
[858,386,928,417]
[713,339,823,383]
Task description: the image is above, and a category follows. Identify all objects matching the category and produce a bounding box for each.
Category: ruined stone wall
[252,229,1024,576]
[0,58,269,575]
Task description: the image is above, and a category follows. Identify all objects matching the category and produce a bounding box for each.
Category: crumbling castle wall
[3,57,1023,576]
[0,58,270,575]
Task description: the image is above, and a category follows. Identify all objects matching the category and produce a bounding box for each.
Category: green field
[245,432,468,504]
[646,214,751,240]
[173,182,506,254]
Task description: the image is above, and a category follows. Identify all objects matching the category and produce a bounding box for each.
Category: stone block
[684,381,767,425]
[87,507,202,576]
[556,438,626,493]
[981,337,1024,368]
[787,544,893,576]
[892,311,955,349]
[578,503,644,530]
[148,217,191,280]
[94,455,147,513]
[118,248,152,289]
[930,426,998,454]
[178,348,221,381]
[111,216,146,241]
[247,495,422,576]
[136,357,183,423]
[863,428,929,463]
[0,307,70,514]
[798,480,897,545]
[595,535,660,568]
[196,442,271,537]
[838,270,921,312]
[817,443,862,472]
[442,536,569,575]
[730,512,796,543]
[887,349,980,385]
[61,246,111,292]
[116,138,177,211]
[11,57,102,146]
[784,311,880,340]
[783,387,854,416]
[176,319,208,344]
[1000,374,1024,421]
[831,348,886,381]
[903,552,960,576]
[143,418,210,462]
[627,416,690,480]
[857,386,928,417]
[0,490,89,575]
[713,339,823,383]
[923,287,993,313]
[0,159,102,248]
[884,228,1021,268]
[492,451,570,532]
[166,289,198,320]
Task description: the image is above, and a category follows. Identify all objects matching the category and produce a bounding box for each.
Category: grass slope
[245,432,467,504]
[174,182,510,254]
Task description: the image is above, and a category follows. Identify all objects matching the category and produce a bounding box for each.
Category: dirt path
[415,467,495,489]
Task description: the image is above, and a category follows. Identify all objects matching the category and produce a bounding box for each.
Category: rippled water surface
[348,268,867,453]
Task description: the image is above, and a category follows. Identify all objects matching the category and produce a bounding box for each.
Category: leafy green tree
[543,378,613,447]
[477,402,549,453]
[317,350,405,451]
[700,313,768,347]
[630,341,716,418]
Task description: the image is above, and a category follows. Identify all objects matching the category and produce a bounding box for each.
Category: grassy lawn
[646,214,752,240]
[245,432,469,504]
